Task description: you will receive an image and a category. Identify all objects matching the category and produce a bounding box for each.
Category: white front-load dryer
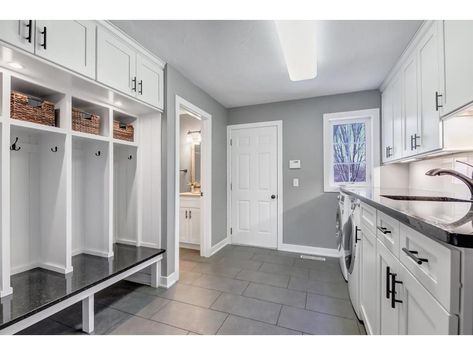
[347,198,362,319]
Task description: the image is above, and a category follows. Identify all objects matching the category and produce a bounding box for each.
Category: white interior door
[230,124,278,249]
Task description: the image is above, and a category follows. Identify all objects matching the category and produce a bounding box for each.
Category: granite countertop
[341,187,473,248]
[0,243,165,330]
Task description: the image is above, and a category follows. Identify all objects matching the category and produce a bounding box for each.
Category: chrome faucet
[425,166,473,199]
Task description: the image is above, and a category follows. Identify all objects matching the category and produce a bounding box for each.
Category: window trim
[323,109,378,192]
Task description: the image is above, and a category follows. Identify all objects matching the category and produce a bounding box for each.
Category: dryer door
[342,215,354,272]
[347,214,358,274]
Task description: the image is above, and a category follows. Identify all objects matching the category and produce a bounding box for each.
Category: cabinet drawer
[360,202,376,235]
[376,211,400,258]
[180,196,201,209]
[399,224,460,313]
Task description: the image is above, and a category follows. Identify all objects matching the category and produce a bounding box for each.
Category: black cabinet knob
[271,194,276,199]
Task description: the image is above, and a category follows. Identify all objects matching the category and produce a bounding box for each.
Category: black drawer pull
[138,80,143,95]
[377,226,391,235]
[390,273,403,309]
[25,20,32,43]
[402,247,429,265]
[40,26,47,49]
[435,91,443,111]
[185,210,188,219]
[131,76,137,92]
[386,266,392,299]
[355,227,361,243]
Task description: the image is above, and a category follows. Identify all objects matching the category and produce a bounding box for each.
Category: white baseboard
[278,243,339,258]
[115,239,138,246]
[210,237,230,256]
[139,241,160,249]
[180,242,200,250]
[159,272,178,288]
[73,249,113,258]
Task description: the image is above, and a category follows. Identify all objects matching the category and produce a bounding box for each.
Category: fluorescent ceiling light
[275,21,317,81]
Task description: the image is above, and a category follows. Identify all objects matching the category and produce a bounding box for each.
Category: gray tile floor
[18,245,366,335]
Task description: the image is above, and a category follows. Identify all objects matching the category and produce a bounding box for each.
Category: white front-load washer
[337,192,351,281]
[347,198,362,319]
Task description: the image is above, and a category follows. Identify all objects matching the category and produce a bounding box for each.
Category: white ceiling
[112,20,422,108]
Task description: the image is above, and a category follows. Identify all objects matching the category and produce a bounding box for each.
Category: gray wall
[228,90,381,250]
[162,65,227,275]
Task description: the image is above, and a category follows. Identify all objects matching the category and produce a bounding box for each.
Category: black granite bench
[0,244,165,334]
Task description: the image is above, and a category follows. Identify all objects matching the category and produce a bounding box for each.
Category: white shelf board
[10,118,67,136]
[113,139,138,148]
[72,130,110,143]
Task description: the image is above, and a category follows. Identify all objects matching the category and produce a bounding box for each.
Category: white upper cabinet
[0,20,35,53]
[442,21,473,117]
[381,73,402,163]
[97,28,137,96]
[136,54,164,109]
[401,53,419,157]
[35,21,96,79]
[417,21,443,153]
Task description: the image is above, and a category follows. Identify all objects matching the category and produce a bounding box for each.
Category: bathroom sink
[380,195,473,203]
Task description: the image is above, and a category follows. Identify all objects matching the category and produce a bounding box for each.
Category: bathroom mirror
[191,144,201,186]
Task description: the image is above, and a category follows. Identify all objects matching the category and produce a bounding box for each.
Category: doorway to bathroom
[175,96,212,279]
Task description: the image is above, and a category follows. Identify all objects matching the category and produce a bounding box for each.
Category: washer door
[343,214,355,273]
[336,205,343,250]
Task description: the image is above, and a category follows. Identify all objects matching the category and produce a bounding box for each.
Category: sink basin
[380,195,473,203]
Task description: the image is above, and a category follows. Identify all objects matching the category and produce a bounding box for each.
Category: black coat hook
[10,137,21,151]
[128,155,133,160]
[51,146,58,153]
[95,150,101,157]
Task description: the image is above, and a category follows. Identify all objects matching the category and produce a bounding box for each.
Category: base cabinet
[179,197,201,245]
[360,226,378,334]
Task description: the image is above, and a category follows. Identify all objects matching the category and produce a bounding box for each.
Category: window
[323,109,377,192]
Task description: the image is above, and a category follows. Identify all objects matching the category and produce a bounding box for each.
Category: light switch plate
[293,178,299,187]
[289,160,301,169]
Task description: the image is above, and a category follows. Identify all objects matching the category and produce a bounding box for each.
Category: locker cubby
[10,76,66,129]
[71,97,111,138]
[72,136,111,257]
[113,143,138,245]
[10,125,69,275]
[113,110,138,144]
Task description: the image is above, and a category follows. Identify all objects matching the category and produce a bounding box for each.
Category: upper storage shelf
[0,21,164,113]
[72,97,110,139]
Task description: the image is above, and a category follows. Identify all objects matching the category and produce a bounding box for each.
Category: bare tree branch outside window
[333,122,366,183]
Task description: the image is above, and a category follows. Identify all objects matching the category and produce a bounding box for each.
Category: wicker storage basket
[113,120,134,142]
[72,108,101,135]
[10,91,56,126]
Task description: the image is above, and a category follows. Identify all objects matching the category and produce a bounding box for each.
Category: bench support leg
[82,294,94,334]
[150,261,160,288]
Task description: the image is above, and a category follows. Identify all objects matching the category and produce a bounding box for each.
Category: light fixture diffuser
[275,20,317,81]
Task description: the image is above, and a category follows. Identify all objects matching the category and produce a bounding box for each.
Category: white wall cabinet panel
[398,263,458,335]
[402,53,419,157]
[136,54,164,109]
[35,21,96,79]
[442,21,473,117]
[360,227,378,334]
[0,20,35,53]
[391,75,403,160]
[381,87,393,163]
[97,28,136,96]
[417,22,443,153]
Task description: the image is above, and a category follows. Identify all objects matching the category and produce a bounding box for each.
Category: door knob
[271,194,276,199]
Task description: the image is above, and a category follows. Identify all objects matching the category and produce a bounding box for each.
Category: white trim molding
[227,120,283,250]
[159,272,178,289]
[278,243,340,258]
[210,237,230,256]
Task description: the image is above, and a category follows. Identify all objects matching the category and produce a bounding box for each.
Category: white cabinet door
[34,21,96,79]
[381,86,393,163]
[377,240,400,335]
[136,54,164,109]
[0,20,35,52]
[179,207,189,243]
[391,74,403,161]
[442,21,473,116]
[97,28,136,96]
[417,22,443,153]
[402,53,419,157]
[360,227,378,334]
[398,264,458,335]
[188,208,201,245]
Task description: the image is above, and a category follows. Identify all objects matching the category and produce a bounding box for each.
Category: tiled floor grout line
[214,313,231,335]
